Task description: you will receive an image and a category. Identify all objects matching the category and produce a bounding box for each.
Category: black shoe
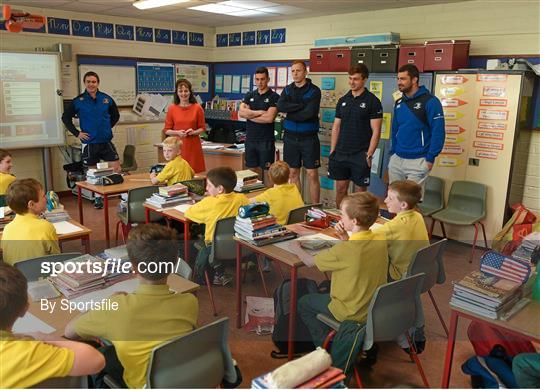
[358,343,378,367]
[402,340,426,355]
[93,197,104,209]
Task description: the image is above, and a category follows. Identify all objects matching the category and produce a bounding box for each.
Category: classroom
[0,0,539,388]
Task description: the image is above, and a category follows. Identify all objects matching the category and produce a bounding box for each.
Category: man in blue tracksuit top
[62,71,120,208]
[277,60,322,203]
[389,64,445,188]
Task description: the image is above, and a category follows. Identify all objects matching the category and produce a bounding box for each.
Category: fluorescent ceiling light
[133,0,190,10]
[233,9,267,16]
[220,0,278,9]
[189,3,243,14]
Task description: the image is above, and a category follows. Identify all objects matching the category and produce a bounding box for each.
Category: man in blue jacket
[62,71,120,208]
[389,64,445,187]
[277,61,322,203]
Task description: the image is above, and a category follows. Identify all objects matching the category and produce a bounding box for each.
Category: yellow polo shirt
[1,213,60,265]
[156,156,195,186]
[185,192,250,243]
[74,283,198,389]
[254,183,304,225]
[0,330,75,388]
[0,172,15,195]
[315,230,388,323]
[378,209,429,280]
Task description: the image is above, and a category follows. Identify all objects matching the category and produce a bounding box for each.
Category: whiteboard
[78,65,136,106]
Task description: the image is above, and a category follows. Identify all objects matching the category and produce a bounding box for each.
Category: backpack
[462,345,518,388]
[271,278,318,358]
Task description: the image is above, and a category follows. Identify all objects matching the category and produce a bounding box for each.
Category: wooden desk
[0,219,92,254]
[441,300,540,388]
[155,142,245,171]
[28,275,199,338]
[75,173,153,247]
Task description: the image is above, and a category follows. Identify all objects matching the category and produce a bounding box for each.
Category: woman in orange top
[163,79,206,173]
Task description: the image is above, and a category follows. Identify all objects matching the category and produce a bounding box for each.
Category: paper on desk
[70,278,139,312]
[174,204,192,213]
[274,233,337,266]
[202,144,224,150]
[13,312,56,334]
[53,221,84,235]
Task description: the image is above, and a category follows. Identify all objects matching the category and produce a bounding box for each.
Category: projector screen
[0,52,66,149]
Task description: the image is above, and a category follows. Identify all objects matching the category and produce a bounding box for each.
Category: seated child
[150,137,194,186]
[252,160,304,225]
[0,263,105,388]
[291,192,388,347]
[185,167,250,285]
[1,178,60,265]
[65,224,198,389]
[380,180,429,281]
[0,149,15,206]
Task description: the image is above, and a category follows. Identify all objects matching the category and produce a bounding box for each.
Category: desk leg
[441,310,459,388]
[184,221,190,263]
[288,267,298,361]
[236,241,242,329]
[145,208,150,223]
[83,236,91,254]
[103,195,110,248]
[77,186,83,224]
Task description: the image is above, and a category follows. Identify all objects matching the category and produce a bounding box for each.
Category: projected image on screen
[0,52,65,149]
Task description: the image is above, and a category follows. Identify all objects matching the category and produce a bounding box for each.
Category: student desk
[143,188,266,262]
[441,300,540,388]
[155,142,245,171]
[76,173,153,248]
[28,275,199,338]
[0,219,92,254]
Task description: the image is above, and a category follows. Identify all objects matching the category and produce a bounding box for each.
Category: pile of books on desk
[450,270,523,320]
[48,255,107,299]
[86,167,114,184]
[234,169,265,193]
[145,183,192,208]
[511,231,540,264]
[43,205,70,223]
[235,204,297,246]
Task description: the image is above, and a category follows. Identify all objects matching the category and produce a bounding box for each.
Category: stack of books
[235,211,297,247]
[48,256,107,299]
[145,183,192,208]
[450,271,522,319]
[86,167,114,184]
[43,205,70,223]
[511,232,540,264]
[234,170,265,193]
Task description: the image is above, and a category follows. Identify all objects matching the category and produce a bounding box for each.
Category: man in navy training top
[62,71,120,209]
[329,63,383,207]
[389,64,445,188]
[238,66,279,185]
[277,60,322,203]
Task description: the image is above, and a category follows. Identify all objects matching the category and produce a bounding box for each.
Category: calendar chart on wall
[136,63,175,93]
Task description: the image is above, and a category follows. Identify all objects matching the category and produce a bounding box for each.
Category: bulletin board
[78,64,136,106]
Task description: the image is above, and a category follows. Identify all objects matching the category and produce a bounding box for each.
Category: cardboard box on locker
[424,40,470,71]
[398,44,426,71]
[310,48,331,72]
[329,47,351,72]
[372,46,399,73]
[350,47,373,70]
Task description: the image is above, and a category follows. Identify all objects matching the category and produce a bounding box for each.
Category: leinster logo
[264,98,269,103]
[359,102,366,108]
[413,102,422,110]
[103,98,109,104]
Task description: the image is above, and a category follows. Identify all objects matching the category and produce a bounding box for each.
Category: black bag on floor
[271,278,317,358]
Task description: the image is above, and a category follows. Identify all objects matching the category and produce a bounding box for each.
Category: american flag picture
[480,251,531,284]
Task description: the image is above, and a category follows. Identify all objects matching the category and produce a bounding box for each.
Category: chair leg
[119,223,129,245]
[256,254,270,297]
[480,222,488,249]
[428,218,436,240]
[405,333,430,388]
[428,290,449,337]
[115,220,121,246]
[439,221,447,238]
[353,366,363,389]
[321,329,337,350]
[470,223,479,263]
[204,270,218,317]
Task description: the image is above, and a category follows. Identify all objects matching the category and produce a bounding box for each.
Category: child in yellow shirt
[1,178,60,265]
[65,224,198,388]
[185,167,249,285]
[291,192,388,347]
[253,160,304,225]
[150,137,194,186]
[0,149,15,206]
[0,263,105,388]
[380,180,429,281]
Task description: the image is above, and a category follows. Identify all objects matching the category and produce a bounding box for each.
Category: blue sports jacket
[390,86,445,163]
[277,78,321,133]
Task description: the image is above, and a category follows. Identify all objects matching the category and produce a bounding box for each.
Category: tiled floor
[60,193,479,388]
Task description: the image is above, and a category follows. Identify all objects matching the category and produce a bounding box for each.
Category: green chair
[15,252,83,281]
[430,180,488,263]
[120,144,137,174]
[286,203,323,224]
[115,186,163,245]
[104,318,240,389]
[417,176,445,237]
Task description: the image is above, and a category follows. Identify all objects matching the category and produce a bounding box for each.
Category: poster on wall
[175,64,209,93]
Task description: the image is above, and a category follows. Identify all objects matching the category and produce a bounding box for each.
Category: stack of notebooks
[145,183,192,208]
[235,204,297,246]
[450,271,523,319]
[48,255,107,299]
[511,231,540,264]
[43,205,70,223]
[234,169,265,193]
[86,167,114,184]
